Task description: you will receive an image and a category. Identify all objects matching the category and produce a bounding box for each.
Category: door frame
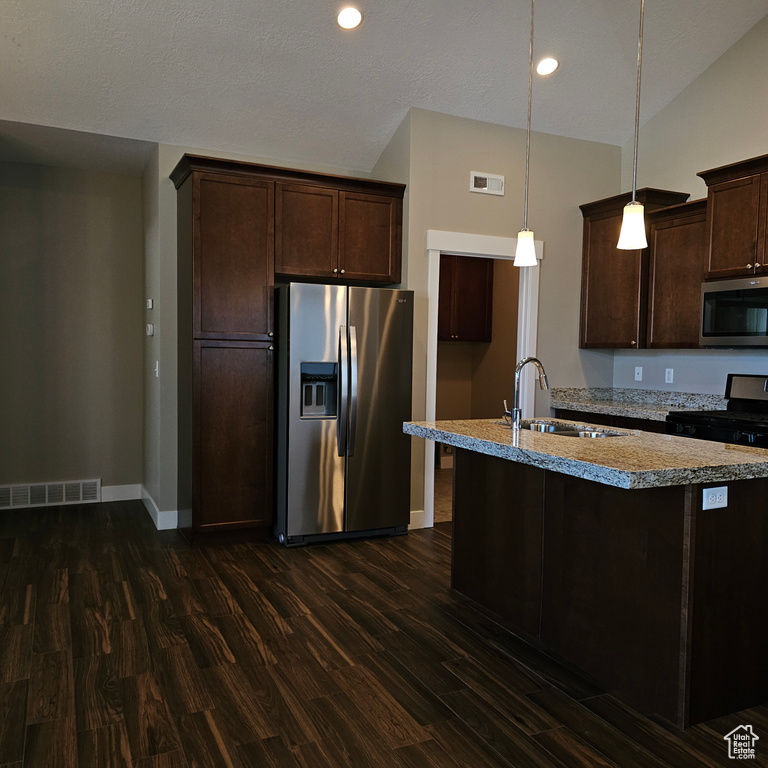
[421,229,543,528]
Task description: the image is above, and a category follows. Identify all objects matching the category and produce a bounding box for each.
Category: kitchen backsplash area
[612,348,768,394]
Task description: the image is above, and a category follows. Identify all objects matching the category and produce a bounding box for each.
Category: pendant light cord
[630,0,645,203]
[523,0,534,230]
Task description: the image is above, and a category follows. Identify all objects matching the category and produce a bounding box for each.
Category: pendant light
[617,0,647,250]
[514,0,538,267]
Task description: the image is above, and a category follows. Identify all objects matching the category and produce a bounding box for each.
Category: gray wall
[615,13,768,392]
[373,108,620,512]
[0,162,143,487]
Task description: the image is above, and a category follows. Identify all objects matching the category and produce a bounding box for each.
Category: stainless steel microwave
[701,276,768,346]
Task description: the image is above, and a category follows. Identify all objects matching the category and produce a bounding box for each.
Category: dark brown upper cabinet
[698,154,768,279]
[177,171,275,341]
[172,154,405,287]
[579,188,689,349]
[340,191,402,282]
[275,183,339,278]
[645,199,708,349]
[275,183,403,283]
[438,254,494,342]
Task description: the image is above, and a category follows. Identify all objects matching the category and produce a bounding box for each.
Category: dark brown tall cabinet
[175,170,276,536]
[172,154,405,537]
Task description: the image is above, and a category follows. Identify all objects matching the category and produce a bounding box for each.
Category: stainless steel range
[666,373,768,447]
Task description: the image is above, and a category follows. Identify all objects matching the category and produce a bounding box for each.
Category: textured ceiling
[1,0,767,176]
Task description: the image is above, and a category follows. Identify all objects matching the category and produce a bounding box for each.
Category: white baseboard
[141,487,178,530]
[409,509,428,530]
[102,484,142,502]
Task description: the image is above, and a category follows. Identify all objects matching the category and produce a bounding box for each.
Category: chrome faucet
[504,357,549,430]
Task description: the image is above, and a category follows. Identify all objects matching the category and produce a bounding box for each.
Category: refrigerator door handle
[337,325,348,457]
[348,325,358,457]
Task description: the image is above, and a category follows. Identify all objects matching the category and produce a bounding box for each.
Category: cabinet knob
[747,264,753,270]
[333,268,338,273]
[340,269,345,274]
[631,340,636,346]
[268,331,274,337]
[755,263,762,270]
[268,345,274,351]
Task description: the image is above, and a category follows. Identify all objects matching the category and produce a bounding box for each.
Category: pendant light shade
[617,201,647,249]
[515,0,538,268]
[514,229,537,266]
[617,0,646,250]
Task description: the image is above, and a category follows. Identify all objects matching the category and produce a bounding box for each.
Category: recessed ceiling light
[337,7,363,29]
[536,57,559,75]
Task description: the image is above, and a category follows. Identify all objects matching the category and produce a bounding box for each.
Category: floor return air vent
[0,479,101,509]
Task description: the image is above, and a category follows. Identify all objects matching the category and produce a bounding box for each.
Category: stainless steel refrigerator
[275,283,413,546]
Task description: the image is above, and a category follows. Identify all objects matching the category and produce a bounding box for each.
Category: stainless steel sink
[523,420,626,438]
[526,420,575,433]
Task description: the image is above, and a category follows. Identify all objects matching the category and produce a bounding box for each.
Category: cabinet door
[706,175,761,278]
[647,206,708,348]
[194,342,273,531]
[339,192,401,282]
[452,256,494,342]
[275,183,338,277]
[194,174,274,340]
[437,255,493,342]
[580,211,645,348]
[759,173,768,272]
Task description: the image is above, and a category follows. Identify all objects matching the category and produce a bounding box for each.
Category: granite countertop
[549,387,727,422]
[404,418,768,490]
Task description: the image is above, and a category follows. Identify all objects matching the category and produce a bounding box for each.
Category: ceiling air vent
[470,171,505,196]
[0,479,101,510]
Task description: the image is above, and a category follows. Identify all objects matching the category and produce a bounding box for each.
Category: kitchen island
[404,418,768,728]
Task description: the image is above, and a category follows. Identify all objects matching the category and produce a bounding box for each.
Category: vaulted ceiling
[2,1,767,175]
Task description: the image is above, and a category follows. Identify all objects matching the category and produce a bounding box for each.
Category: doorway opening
[423,230,542,528]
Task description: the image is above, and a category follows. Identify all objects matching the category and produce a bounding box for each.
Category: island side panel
[452,448,545,642]
[689,478,768,725]
[540,473,689,724]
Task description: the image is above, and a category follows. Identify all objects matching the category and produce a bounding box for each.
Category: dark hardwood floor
[0,500,765,767]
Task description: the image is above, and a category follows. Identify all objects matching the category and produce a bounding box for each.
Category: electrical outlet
[665,368,674,384]
[702,486,728,510]
[634,366,643,382]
